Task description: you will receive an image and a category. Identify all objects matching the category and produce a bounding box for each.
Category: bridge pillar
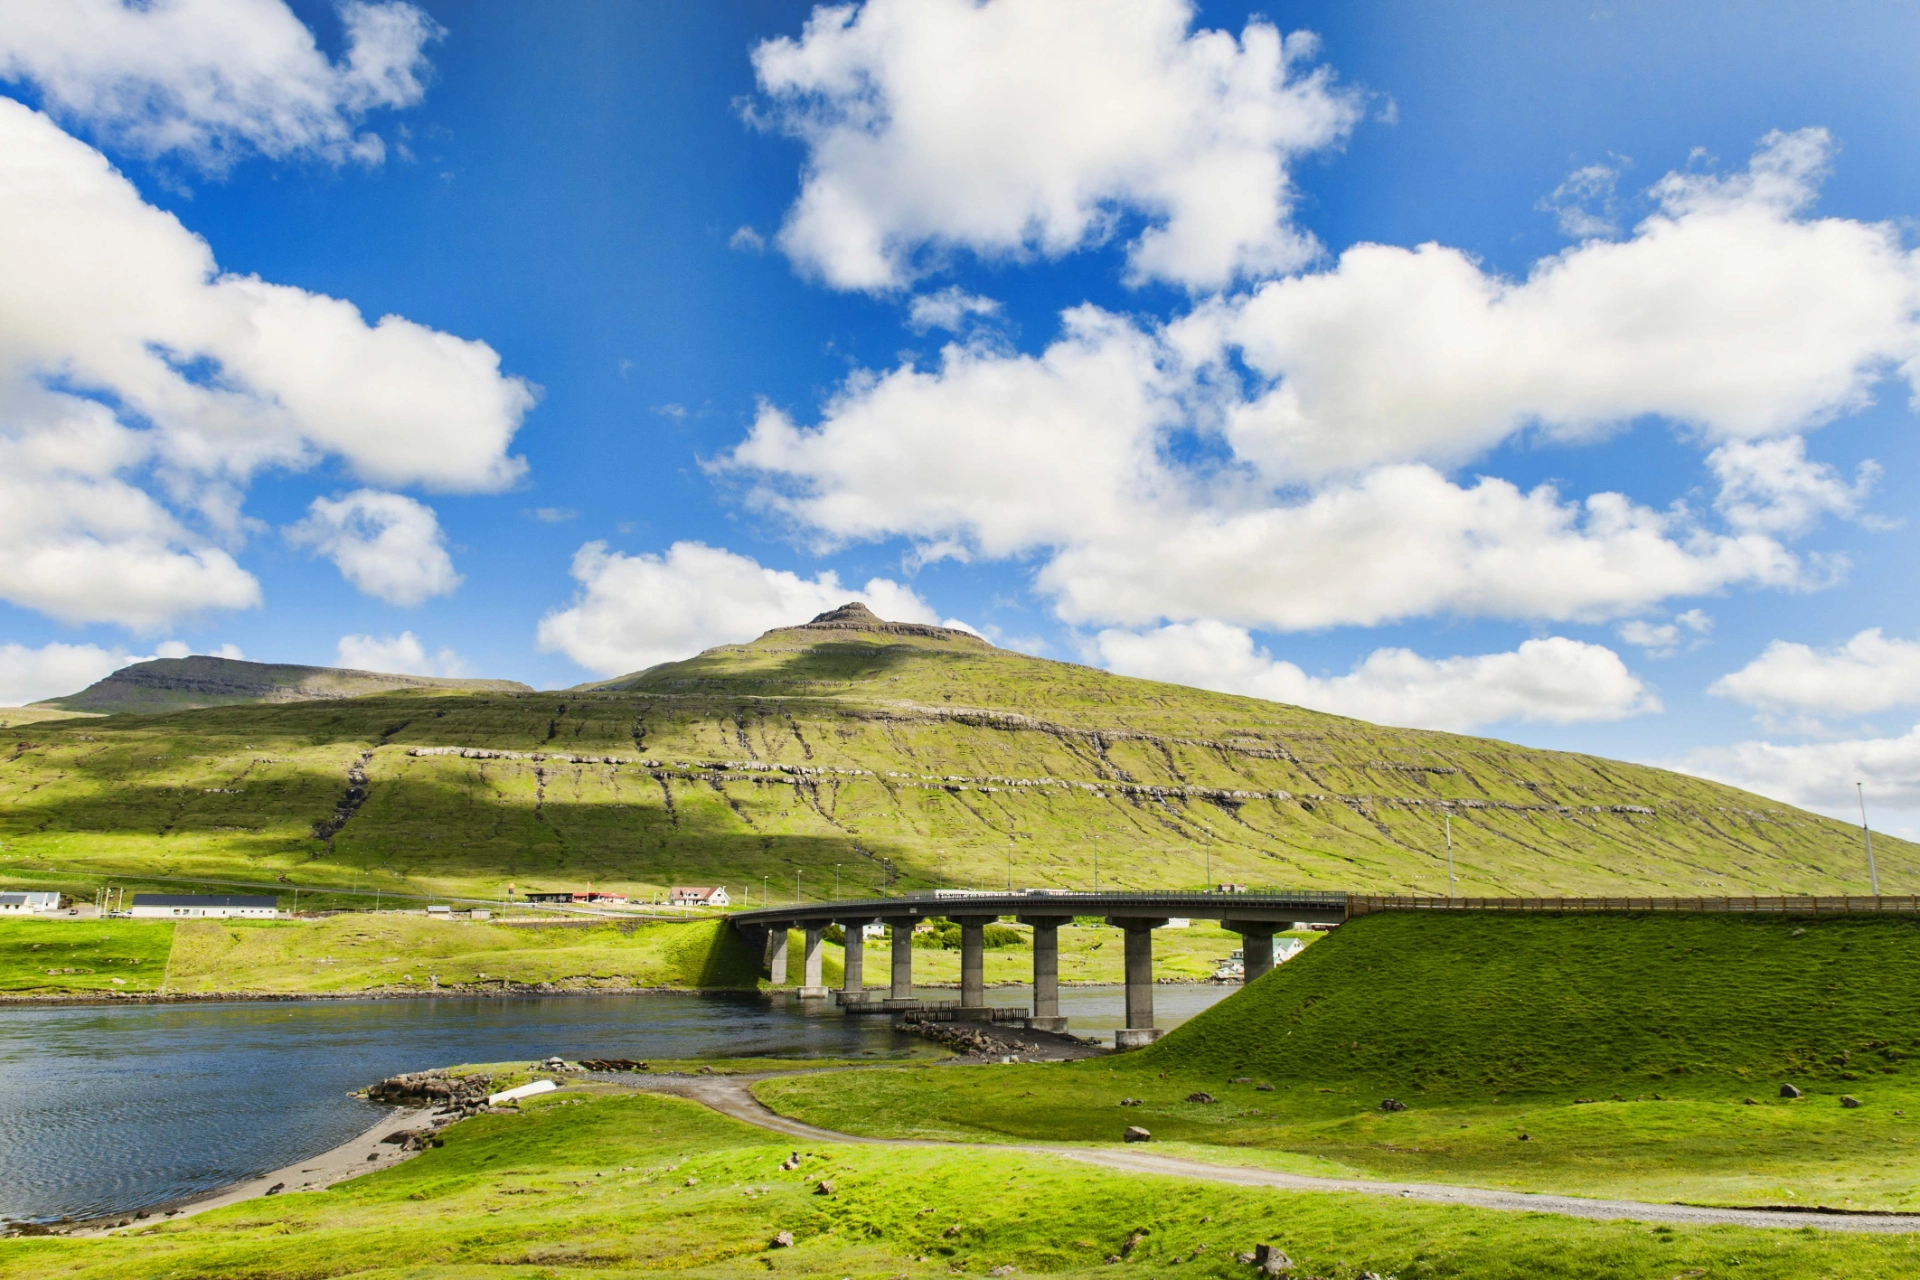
[765,926,790,985]
[798,926,828,998]
[952,915,996,1012]
[885,918,916,1005]
[839,920,867,997]
[1223,919,1279,984]
[1107,916,1168,1048]
[1019,914,1072,1032]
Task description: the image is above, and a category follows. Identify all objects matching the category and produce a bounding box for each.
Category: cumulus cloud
[536,540,943,676]
[0,640,134,705]
[287,491,460,606]
[1710,628,1920,719]
[728,308,1805,631]
[1184,130,1920,484]
[1618,608,1712,658]
[0,101,531,628]
[724,131,1916,637]
[336,630,467,677]
[1096,621,1657,732]
[906,287,1001,333]
[0,0,440,171]
[1682,730,1920,829]
[750,0,1361,292]
[1707,436,1880,536]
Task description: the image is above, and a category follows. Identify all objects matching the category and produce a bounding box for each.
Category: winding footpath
[632,1074,1920,1235]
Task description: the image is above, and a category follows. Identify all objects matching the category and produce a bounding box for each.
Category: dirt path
[629,1075,1920,1235]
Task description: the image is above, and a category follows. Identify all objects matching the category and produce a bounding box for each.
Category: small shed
[129,893,278,919]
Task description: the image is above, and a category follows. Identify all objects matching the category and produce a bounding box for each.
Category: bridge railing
[1350,894,1920,916]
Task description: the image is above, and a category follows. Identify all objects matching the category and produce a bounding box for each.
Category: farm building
[0,891,62,914]
[669,886,729,906]
[129,893,278,919]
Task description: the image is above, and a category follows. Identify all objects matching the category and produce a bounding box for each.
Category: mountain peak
[808,601,881,625]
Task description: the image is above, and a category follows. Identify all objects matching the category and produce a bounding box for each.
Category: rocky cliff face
[38,656,532,715]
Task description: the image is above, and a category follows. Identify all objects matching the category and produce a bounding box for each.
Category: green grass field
[8,1084,1920,1279]
[0,914,1289,997]
[757,911,1920,1209]
[0,918,174,992]
[3,615,1906,912]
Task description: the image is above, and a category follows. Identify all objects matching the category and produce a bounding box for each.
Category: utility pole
[796,868,802,904]
[762,876,769,906]
[1446,813,1455,900]
[1006,844,1012,893]
[1859,782,1880,896]
[835,864,841,900]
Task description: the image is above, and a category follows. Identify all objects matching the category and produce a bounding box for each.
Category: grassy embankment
[0,914,1298,995]
[0,917,770,995]
[3,614,1908,910]
[9,1083,1920,1279]
[760,911,1920,1210]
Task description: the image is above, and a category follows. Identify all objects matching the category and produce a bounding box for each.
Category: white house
[669,886,730,907]
[129,893,279,919]
[0,890,61,914]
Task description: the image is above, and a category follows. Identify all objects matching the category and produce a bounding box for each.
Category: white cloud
[729,225,767,253]
[750,0,1361,292]
[336,630,467,677]
[1706,435,1879,536]
[0,0,440,171]
[536,540,942,677]
[906,287,1002,333]
[724,131,1912,638]
[1186,130,1920,485]
[0,100,531,628]
[728,314,1805,631]
[1096,621,1658,732]
[287,490,460,606]
[0,640,134,705]
[1682,730,1920,830]
[1618,608,1712,658]
[1537,160,1623,239]
[1710,628,1920,719]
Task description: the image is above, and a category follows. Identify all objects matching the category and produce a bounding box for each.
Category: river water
[0,982,1234,1225]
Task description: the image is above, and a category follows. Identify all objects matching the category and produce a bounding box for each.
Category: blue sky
[3,0,1920,836]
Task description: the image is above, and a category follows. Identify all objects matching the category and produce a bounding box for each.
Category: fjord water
[0,983,1234,1224]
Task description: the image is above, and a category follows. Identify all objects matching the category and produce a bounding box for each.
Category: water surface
[0,982,1235,1224]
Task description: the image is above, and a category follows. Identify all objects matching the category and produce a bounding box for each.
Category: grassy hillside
[13,1087,1918,1280]
[39,654,530,715]
[1,605,1908,905]
[760,912,1920,1208]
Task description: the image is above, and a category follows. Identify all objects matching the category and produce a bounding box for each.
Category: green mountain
[0,604,1905,905]
[35,654,532,714]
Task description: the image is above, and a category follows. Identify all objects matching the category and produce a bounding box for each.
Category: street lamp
[835,864,841,900]
[1446,812,1455,900]
[1859,782,1881,896]
[762,875,768,907]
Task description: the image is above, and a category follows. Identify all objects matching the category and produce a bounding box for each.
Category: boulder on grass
[1780,1083,1804,1098]
[1123,1125,1152,1143]
[1841,1095,1862,1108]
[1253,1243,1294,1274]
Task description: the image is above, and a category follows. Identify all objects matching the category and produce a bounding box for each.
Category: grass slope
[758,912,1920,1209]
[2,612,1908,908]
[8,1084,1920,1279]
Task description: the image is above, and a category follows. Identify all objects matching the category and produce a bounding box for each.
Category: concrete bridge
[728,889,1347,1048]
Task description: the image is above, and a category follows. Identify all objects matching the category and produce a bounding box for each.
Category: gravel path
[629,1074,1920,1234]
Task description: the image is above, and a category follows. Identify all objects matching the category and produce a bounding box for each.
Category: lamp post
[1446,813,1455,900]
[835,864,841,900]
[1859,782,1881,896]
[762,876,768,907]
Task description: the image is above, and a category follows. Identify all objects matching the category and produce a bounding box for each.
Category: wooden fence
[1346,894,1920,917]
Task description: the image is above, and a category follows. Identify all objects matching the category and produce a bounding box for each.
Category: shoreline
[0,976,1231,1008]
[18,1105,432,1238]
